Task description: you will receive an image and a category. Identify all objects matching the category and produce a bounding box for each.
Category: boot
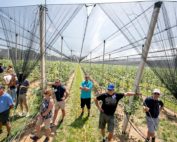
[152,137,156,142]
[145,138,150,142]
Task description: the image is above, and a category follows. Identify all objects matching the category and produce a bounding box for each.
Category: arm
[94,97,104,112]
[9,104,14,109]
[7,96,14,109]
[47,82,54,86]
[159,101,164,111]
[124,92,141,97]
[62,90,69,100]
[143,98,149,112]
[84,82,93,92]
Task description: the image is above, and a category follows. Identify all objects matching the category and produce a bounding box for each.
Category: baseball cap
[107,83,115,91]
[0,85,5,89]
[153,89,161,95]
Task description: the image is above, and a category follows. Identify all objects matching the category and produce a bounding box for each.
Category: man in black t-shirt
[49,79,69,126]
[143,89,164,142]
[95,83,139,142]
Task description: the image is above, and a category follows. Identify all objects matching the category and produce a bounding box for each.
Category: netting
[1,1,177,100]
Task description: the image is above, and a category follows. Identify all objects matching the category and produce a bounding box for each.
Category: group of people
[0,65,30,116]
[0,68,164,142]
[79,75,163,142]
[30,79,69,142]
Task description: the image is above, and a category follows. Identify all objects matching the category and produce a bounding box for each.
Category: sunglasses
[154,93,160,95]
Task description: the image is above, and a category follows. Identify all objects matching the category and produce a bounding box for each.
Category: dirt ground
[14,72,75,142]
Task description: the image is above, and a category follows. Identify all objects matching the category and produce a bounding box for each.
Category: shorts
[80,98,91,109]
[99,112,114,133]
[55,100,65,110]
[18,94,27,103]
[36,116,51,129]
[146,116,159,133]
[0,109,10,124]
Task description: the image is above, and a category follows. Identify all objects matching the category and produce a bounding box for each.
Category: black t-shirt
[52,85,66,102]
[97,93,124,116]
[143,96,164,118]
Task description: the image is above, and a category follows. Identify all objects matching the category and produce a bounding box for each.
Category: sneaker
[50,123,56,127]
[145,138,150,142]
[59,119,63,123]
[30,135,39,141]
[0,129,2,134]
[43,137,49,142]
[152,137,156,142]
[87,112,90,117]
[18,112,24,116]
[26,112,30,117]
[7,133,10,137]
[102,137,108,142]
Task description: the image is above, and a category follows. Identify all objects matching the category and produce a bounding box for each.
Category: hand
[37,114,43,119]
[137,93,142,96]
[61,97,65,101]
[144,107,149,112]
[99,107,104,112]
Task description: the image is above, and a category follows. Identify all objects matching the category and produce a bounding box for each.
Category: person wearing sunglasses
[30,89,53,142]
[95,83,140,142]
[80,74,93,117]
[48,79,69,126]
[143,89,164,142]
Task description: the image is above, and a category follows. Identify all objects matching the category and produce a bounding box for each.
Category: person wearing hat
[143,89,164,142]
[0,85,14,137]
[30,89,54,142]
[95,83,139,142]
[80,74,93,116]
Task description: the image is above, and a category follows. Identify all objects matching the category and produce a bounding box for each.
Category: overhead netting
[0,1,177,100]
[0,5,40,82]
[145,2,177,99]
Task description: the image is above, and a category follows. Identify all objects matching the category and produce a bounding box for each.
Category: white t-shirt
[4,74,12,84]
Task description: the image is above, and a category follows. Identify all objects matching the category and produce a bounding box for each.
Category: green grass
[54,64,101,142]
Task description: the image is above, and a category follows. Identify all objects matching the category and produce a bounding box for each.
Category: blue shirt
[0,93,13,113]
[80,80,93,99]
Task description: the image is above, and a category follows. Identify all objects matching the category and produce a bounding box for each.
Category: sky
[0,0,177,62]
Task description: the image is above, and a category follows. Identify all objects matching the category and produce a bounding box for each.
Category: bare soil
[14,72,75,142]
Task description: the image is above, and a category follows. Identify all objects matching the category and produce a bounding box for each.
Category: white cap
[153,89,161,95]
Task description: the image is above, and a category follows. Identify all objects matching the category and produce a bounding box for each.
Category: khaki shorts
[36,116,51,129]
[18,94,27,103]
[55,100,65,110]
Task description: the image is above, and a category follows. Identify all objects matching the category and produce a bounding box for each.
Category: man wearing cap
[95,83,139,142]
[143,89,164,142]
[80,74,93,116]
[0,85,14,137]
